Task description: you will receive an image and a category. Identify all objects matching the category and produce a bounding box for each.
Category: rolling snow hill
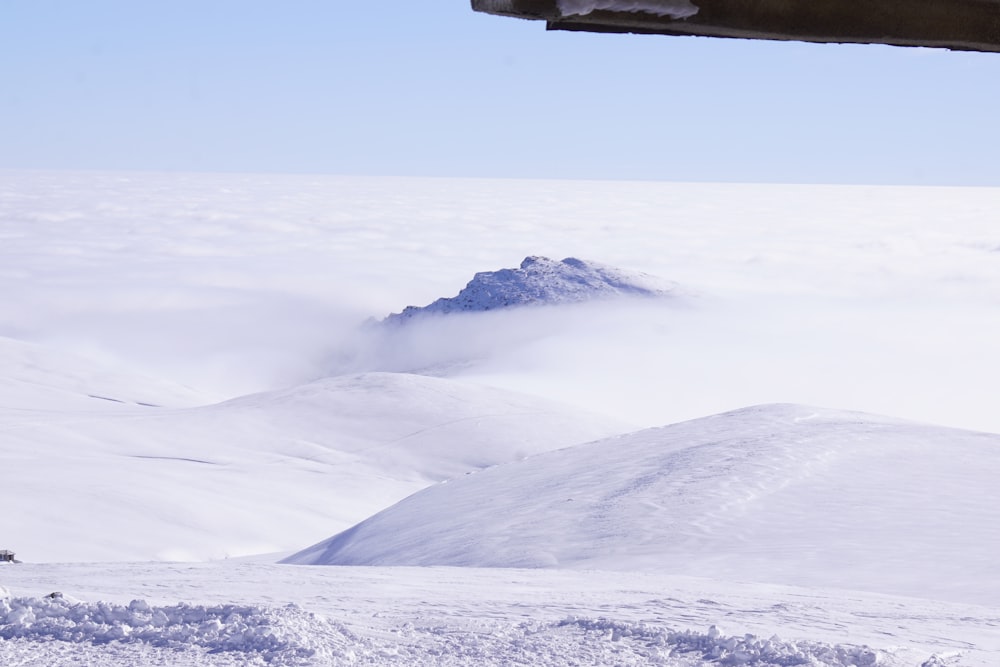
[383,255,679,324]
[1,358,627,562]
[286,403,1000,606]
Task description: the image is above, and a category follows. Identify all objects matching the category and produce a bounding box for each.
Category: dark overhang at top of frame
[472,0,1000,53]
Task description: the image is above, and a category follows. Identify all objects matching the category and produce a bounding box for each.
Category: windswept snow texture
[383,256,679,324]
[288,403,1000,606]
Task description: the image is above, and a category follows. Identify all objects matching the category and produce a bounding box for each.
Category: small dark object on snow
[45,591,63,599]
[0,550,15,563]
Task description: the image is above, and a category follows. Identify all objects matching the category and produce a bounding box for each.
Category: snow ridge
[384,256,677,324]
[558,618,881,666]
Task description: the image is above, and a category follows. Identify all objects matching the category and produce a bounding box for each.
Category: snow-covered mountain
[286,403,1000,606]
[383,256,678,324]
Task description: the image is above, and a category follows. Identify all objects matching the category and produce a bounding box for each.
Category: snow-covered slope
[286,403,1000,606]
[383,256,678,324]
[1,370,627,563]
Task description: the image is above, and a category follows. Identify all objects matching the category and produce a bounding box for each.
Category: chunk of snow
[0,595,354,664]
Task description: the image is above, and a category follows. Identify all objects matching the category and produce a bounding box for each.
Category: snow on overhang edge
[556,0,698,19]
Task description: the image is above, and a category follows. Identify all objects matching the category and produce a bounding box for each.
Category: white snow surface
[287,403,1000,606]
[383,255,680,324]
[557,0,700,19]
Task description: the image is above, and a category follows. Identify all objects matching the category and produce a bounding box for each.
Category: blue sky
[2,0,999,185]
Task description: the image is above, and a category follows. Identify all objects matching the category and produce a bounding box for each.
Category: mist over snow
[338,254,689,380]
[3,170,998,431]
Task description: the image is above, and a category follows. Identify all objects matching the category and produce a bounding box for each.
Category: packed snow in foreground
[3,564,994,666]
[0,597,883,667]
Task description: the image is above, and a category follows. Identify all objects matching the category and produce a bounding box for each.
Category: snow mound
[0,595,355,665]
[286,403,1000,605]
[384,256,678,323]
